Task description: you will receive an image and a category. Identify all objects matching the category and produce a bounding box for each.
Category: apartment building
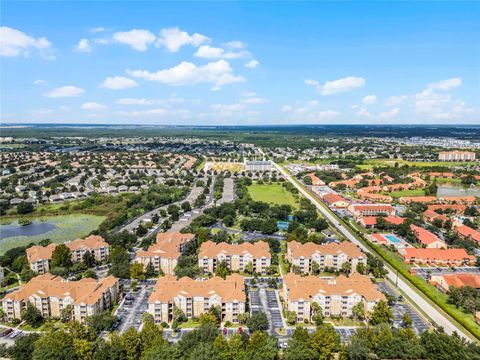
[148,274,246,324]
[2,274,119,324]
[430,273,480,293]
[26,236,110,274]
[347,204,396,218]
[322,193,350,208]
[286,241,366,273]
[438,151,476,162]
[198,240,271,274]
[283,273,386,321]
[244,159,272,172]
[410,224,447,249]
[399,247,475,266]
[135,232,195,275]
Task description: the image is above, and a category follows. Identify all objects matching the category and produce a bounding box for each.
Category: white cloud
[244,59,260,69]
[81,102,107,110]
[115,108,168,117]
[76,38,91,52]
[379,107,400,119]
[355,108,373,118]
[157,27,209,52]
[90,27,107,33]
[241,97,268,104]
[314,110,340,120]
[44,85,85,98]
[415,87,473,120]
[427,77,462,91]
[0,26,53,58]
[31,108,54,115]
[224,41,246,49]
[58,105,71,112]
[116,98,160,106]
[194,45,248,59]
[127,60,244,90]
[113,29,156,51]
[362,94,377,105]
[34,79,47,86]
[100,76,138,90]
[211,103,245,117]
[385,95,407,107]
[306,76,365,95]
[281,105,293,113]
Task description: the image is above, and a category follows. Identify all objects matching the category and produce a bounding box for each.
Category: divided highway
[268,156,472,341]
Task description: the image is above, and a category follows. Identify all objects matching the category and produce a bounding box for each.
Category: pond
[0,214,106,254]
[436,184,480,198]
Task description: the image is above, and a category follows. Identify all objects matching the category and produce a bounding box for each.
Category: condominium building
[135,232,195,275]
[399,247,475,266]
[283,273,386,320]
[148,274,246,324]
[410,224,447,249]
[286,241,367,273]
[2,274,119,324]
[439,151,476,162]
[198,240,271,274]
[244,159,272,172]
[26,236,110,274]
[347,204,396,218]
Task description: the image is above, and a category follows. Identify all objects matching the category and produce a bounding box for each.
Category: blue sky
[1,1,479,125]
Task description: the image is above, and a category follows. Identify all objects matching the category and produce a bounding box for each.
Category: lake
[0,220,57,240]
[436,184,480,198]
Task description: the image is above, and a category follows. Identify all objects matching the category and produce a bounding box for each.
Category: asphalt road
[268,155,472,340]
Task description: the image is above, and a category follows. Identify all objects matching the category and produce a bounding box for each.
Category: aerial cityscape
[1,1,480,360]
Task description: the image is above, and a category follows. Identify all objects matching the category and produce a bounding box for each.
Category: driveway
[116,283,152,333]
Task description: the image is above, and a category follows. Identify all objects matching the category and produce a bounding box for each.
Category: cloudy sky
[1,1,479,125]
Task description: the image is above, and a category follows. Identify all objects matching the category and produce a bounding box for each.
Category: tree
[17,203,34,214]
[73,339,94,360]
[246,312,269,332]
[130,262,145,280]
[108,246,130,278]
[140,315,165,351]
[310,302,323,326]
[120,327,142,360]
[356,262,366,275]
[352,302,365,321]
[32,331,76,360]
[401,313,413,328]
[85,311,118,333]
[340,261,351,274]
[145,262,156,278]
[286,311,297,326]
[368,300,393,326]
[51,244,72,269]
[10,333,40,360]
[309,324,340,360]
[181,201,192,212]
[82,250,95,268]
[215,261,230,279]
[60,305,73,323]
[22,302,43,327]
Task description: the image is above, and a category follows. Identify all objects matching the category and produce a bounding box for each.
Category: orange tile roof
[26,243,57,263]
[137,232,195,260]
[287,241,364,259]
[349,204,396,213]
[442,273,480,289]
[4,274,118,305]
[399,196,437,204]
[410,224,441,246]
[199,240,271,258]
[400,247,474,262]
[323,193,349,205]
[283,273,386,302]
[149,273,245,303]
[67,235,109,251]
[427,204,466,213]
[441,196,476,204]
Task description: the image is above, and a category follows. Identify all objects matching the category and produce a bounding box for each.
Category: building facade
[148,274,246,324]
[198,241,271,274]
[439,151,476,162]
[244,159,272,172]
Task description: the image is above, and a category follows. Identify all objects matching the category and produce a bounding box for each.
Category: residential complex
[26,235,110,274]
[244,159,272,172]
[430,273,480,293]
[400,248,475,266]
[2,274,119,324]
[198,240,271,274]
[135,232,195,275]
[282,273,386,320]
[438,151,476,161]
[347,204,396,218]
[286,241,367,273]
[148,274,246,324]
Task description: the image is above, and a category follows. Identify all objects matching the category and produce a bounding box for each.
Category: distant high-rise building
[438,151,476,161]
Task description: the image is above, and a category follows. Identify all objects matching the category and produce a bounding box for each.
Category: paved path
[267,153,472,340]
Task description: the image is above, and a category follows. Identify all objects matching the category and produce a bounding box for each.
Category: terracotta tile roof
[322,193,349,205]
[149,273,245,303]
[26,243,57,263]
[3,274,118,305]
[399,196,437,204]
[349,204,396,213]
[137,232,195,260]
[442,273,480,289]
[287,241,364,259]
[441,196,477,204]
[199,240,271,258]
[400,247,474,262]
[427,204,466,213]
[410,224,441,246]
[360,217,378,226]
[283,273,386,302]
[362,216,406,227]
[67,235,109,251]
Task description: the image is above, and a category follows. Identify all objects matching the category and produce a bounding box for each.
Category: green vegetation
[357,158,479,170]
[247,182,299,208]
[386,188,427,198]
[0,214,105,254]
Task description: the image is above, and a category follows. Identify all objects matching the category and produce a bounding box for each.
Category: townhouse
[399,247,475,266]
[430,273,480,293]
[135,232,195,275]
[347,204,396,218]
[359,216,405,229]
[282,273,386,321]
[2,274,119,324]
[322,193,350,208]
[148,274,246,324]
[198,240,271,274]
[410,224,447,249]
[286,241,366,273]
[26,236,110,274]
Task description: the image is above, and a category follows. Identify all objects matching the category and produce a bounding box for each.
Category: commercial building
[286,241,367,273]
[282,273,386,321]
[135,232,195,275]
[148,274,246,324]
[244,159,272,172]
[438,151,476,162]
[2,274,119,324]
[198,240,271,274]
[26,235,110,274]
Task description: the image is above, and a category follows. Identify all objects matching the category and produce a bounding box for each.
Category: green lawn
[247,183,299,208]
[0,214,105,254]
[385,189,426,198]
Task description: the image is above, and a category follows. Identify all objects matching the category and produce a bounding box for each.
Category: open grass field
[247,183,299,208]
[204,161,245,172]
[385,189,427,198]
[357,159,478,170]
[0,214,105,254]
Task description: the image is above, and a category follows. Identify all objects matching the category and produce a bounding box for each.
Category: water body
[0,220,57,240]
[436,184,480,198]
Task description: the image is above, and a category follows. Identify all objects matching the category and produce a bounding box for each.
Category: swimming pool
[385,234,402,244]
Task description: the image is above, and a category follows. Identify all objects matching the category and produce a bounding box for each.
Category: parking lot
[248,283,285,336]
[116,283,153,333]
[413,266,480,280]
[377,281,430,334]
